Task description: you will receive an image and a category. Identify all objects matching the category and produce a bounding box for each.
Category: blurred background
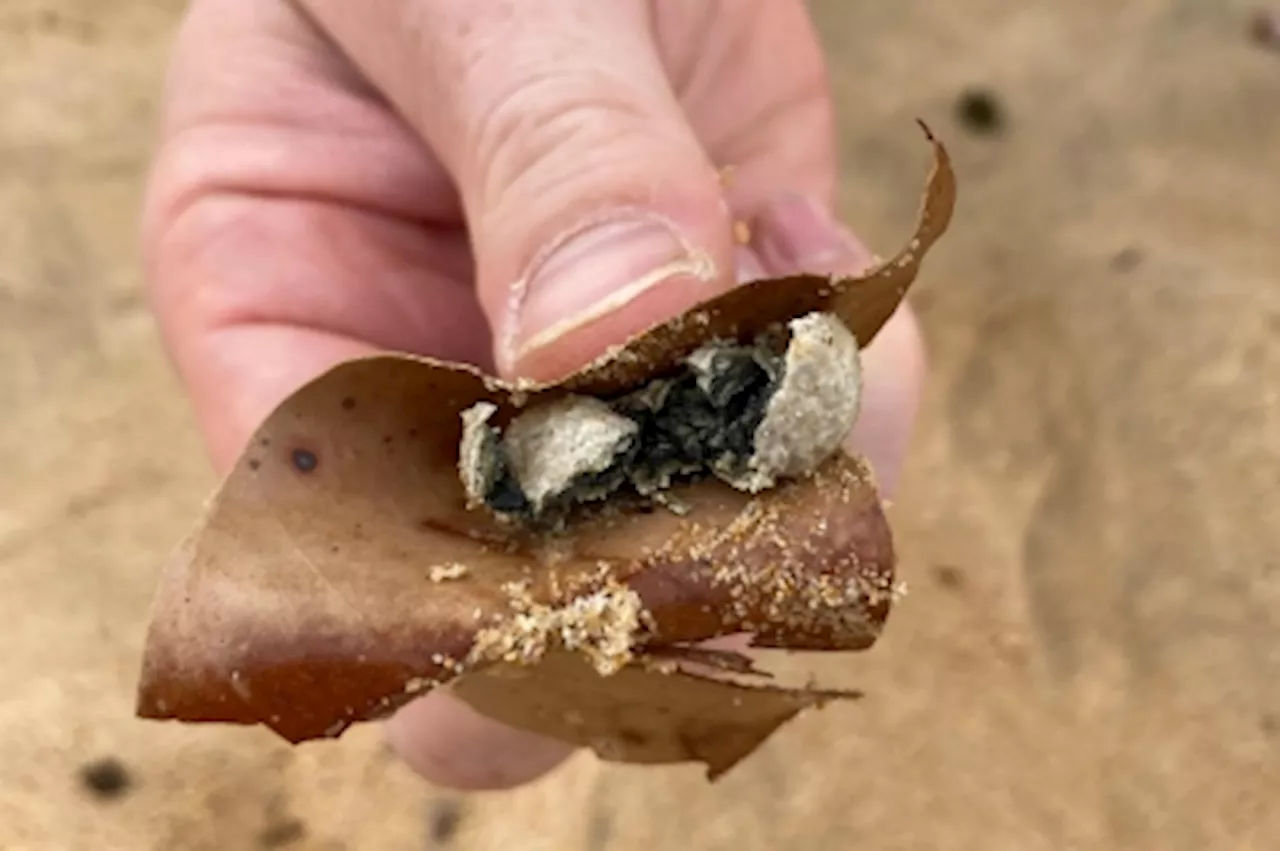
[2,0,1278,848]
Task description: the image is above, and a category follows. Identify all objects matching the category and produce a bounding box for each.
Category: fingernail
[504,213,715,373]
[754,195,875,275]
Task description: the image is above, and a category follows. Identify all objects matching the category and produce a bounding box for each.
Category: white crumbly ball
[458,401,500,509]
[502,395,638,512]
[735,312,862,491]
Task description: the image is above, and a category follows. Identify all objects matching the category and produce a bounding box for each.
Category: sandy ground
[3,0,1279,849]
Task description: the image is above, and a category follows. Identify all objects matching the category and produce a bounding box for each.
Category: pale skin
[142,0,927,790]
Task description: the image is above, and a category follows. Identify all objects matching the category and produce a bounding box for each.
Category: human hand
[142,0,926,790]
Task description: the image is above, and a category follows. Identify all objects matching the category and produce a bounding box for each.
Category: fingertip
[383,692,574,792]
[750,193,876,275]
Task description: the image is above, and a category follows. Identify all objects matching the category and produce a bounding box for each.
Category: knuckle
[467,69,664,210]
[143,149,276,327]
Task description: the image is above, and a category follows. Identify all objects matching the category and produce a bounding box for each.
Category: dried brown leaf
[134,124,956,778]
[450,652,859,781]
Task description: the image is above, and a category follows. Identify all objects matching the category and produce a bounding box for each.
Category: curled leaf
[135,124,956,779]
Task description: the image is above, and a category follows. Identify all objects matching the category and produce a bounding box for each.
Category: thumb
[299,0,736,381]
[437,6,736,381]
[499,193,729,382]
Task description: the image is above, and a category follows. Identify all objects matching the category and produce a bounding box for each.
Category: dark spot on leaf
[954,87,1004,134]
[1110,246,1145,273]
[79,757,132,801]
[291,448,319,474]
[330,545,340,554]
[1262,713,1278,736]
[248,459,261,471]
[341,396,356,411]
[428,798,463,844]
[931,564,966,590]
[408,428,420,438]
[383,435,394,445]
[618,728,647,746]
[259,817,307,847]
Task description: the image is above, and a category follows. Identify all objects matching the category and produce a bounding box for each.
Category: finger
[749,194,926,497]
[146,0,488,469]
[847,303,926,497]
[296,0,737,381]
[151,0,462,236]
[751,194,878,276]
[147,0,568,791]
[147,193,488,472]
[655,0,839,214]
[383,691,572,791]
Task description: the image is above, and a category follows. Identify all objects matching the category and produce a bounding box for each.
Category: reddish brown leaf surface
[135,125,956,779]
